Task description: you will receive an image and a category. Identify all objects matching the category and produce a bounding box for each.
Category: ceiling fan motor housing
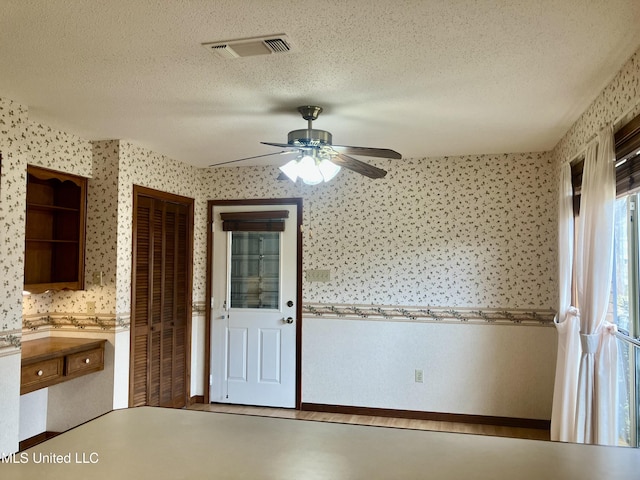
[297,105,322,121]
[287,129,332,146]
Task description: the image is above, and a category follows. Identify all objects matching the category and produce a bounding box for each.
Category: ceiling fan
[209,105,402,184]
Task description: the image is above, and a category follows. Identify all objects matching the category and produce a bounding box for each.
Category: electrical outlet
[415,369,424,383]
[86,301,96,315]
[305,269,330,282]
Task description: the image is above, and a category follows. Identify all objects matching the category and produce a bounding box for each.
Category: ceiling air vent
[263,38,291,53]
[202,34,296,59]
[208,44,239,59]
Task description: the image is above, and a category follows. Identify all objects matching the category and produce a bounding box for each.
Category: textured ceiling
[2,0,640,168]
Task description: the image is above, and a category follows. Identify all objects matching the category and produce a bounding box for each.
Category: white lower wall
[19,389,47,442]
[302,318,557,420]
[191,314,206,397]
[0,352,21,454]
[113,329,130,409]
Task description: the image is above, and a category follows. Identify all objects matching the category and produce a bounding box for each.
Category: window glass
[636,352,640,445]
[229,232,280,309]
[617,338,633,446]
[612,196,630,334]
[611,193,639,447]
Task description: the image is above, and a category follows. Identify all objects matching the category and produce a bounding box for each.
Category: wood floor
[188,403,551,441]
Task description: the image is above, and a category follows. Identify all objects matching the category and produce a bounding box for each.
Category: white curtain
[550,162,581,442]
[574,127,618,445]
[551,126,618,445]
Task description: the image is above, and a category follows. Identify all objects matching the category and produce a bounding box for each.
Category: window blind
[219,210,289,232]
[614,113,640,196]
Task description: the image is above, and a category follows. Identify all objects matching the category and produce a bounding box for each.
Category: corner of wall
[551,47,640,167]
[0,96,29,454]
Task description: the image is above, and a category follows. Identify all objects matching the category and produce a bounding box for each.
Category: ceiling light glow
[298,155,323,185]
[279,159,299,182]
[318,159,341,182]
[278,153,341,185]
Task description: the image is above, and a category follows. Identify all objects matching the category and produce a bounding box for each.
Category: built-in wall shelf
[20,337,106,395]
[24,165,87,294]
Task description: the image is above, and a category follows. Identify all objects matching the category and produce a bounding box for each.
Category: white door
[210,204,298,408]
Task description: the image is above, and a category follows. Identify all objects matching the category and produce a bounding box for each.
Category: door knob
[284,317,294,324]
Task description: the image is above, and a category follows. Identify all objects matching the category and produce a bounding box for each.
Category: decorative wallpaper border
[22,313,130,332]
[22,305,206,333]
[303,304,556,327]
[0,330,22,357]
[193,302,207,315]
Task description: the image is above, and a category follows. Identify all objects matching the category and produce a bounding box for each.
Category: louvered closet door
[132,196,188,408]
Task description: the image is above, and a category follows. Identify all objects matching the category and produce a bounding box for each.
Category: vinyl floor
[5,407,639,480]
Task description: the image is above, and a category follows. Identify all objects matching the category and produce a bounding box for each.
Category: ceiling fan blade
[260,141,299,149]
[331,153,387,179]
[208,150,295,167]
[330,145,402,159]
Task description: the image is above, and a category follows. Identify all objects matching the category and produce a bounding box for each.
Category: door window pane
[230,232,280,309]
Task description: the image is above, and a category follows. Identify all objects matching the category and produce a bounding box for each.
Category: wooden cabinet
[20,337,106,394]
[24,166,87,293]
[21,356,63,393]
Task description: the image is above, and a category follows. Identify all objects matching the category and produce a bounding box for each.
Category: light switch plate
[306,269,330,282]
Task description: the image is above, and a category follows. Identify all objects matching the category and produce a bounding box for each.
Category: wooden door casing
[130,187,193,408]
[205,198,304,407]
[210,206,298,407]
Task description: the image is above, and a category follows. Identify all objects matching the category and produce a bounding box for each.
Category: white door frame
[204,198,303,408]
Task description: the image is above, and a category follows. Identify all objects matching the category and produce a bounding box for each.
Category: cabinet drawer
[21,357,63,391]
[66,347,104,375]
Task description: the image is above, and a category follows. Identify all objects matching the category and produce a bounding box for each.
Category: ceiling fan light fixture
[298,155,323,185]
[318,158,341,182]
[279,159,300,182]
[279,153,341,185]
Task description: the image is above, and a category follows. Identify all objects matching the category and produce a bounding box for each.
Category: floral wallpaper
[24,122,92,177]
[116,141,203,315]
[0,98,28,340]
[81,141,119,313]
[553,49,640,165]
[201,152,556,310]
